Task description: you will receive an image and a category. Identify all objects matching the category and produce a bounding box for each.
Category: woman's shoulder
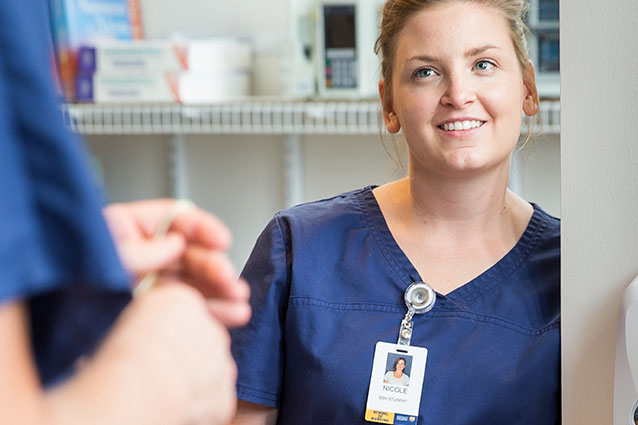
[530,203,560,253]
[535,204,560,231]
[274,186,376,231]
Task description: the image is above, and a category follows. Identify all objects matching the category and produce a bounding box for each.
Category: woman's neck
[379,176,520,238]
[407,164,512,224]
[373,163,534,294]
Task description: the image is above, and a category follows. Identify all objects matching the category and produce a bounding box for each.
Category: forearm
[44,284,239,425]
[0,301,44,425]
[43,348,186,425]
[42,295,194,425]
[231,400,278,425]
[0,300,185,425]
[2,284,239,425]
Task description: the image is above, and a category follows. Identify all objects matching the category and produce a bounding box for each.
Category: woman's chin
[439,150,512,177]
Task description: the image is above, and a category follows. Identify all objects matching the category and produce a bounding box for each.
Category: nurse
[231,0,559,424]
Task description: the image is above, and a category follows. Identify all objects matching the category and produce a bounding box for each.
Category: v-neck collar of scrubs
[360,185,546,310]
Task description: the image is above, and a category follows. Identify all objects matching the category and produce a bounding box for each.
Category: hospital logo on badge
[393,413,417,424]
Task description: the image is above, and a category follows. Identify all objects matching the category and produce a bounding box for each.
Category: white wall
[517,134,560,216]
[87,135,171,199]
[140,0,287,39]
[561,0,638,423]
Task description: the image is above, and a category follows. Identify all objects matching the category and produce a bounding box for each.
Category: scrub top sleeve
[231,214,291,408]
[0,0,130,385]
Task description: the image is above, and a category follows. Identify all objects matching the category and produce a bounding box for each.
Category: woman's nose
[440,72,476,108]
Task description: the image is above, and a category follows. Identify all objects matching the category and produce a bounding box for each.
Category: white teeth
[441,120,484,131]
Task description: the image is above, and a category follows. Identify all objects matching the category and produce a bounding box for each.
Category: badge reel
[365,282,436,425]
[398,282,436,345]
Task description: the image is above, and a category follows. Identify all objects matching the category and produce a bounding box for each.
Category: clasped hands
[104,199,250,327]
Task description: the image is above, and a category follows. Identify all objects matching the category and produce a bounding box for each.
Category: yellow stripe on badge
[365,409,395,423]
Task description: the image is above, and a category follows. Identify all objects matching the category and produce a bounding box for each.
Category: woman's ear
[522,60,539,117]
[379,79,401,134]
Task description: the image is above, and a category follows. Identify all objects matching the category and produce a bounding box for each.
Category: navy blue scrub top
[0,0,131,385]
[232,187,560,425]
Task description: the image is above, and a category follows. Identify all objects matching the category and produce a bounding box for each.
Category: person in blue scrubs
[230,1,559,424]
[0,1,249,424]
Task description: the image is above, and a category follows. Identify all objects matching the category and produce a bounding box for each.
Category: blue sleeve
[0,0,130,385]
[231,215,291,408]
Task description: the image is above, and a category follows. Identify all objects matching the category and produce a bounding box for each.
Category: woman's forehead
[395,2,513,58]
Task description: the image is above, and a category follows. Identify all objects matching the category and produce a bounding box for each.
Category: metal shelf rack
[62,99,383,135]
[62,99,560,135]
[63,99,559,205]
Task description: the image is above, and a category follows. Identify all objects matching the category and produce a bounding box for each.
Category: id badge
[365,341,428,424]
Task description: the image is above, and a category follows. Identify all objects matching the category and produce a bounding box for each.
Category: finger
[185,271,250,302]
[182,247,246,299]
[120,199,178,237]
[120,233,186,276]
[169,206,232,251]
[103,202,143,240]
[206,299,252,327]
[115,199,232,250]
[156,269,250,303]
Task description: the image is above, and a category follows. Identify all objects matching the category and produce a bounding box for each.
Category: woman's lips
[436,119,486,138]
[437,119,486,131]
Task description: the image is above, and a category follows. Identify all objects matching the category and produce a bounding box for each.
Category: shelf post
[170,134,190,199]
[283,134,304,208]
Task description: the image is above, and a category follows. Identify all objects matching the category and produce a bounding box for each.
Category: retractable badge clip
[365,282,434,423]
[398,282,436,346]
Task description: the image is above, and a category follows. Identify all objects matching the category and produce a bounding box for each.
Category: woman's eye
[414,68,436,79]
[474,60,495,71]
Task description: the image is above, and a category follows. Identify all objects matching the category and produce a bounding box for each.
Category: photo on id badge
[383,353,412,387]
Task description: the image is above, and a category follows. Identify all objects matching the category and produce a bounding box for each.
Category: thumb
[119,232,186,276]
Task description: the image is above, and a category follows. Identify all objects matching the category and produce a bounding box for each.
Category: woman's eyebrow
[465,44,503,57]
[404,54,441,64]
[405,45,503,64]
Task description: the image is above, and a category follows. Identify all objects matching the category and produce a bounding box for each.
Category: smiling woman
[230,1,559,424]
